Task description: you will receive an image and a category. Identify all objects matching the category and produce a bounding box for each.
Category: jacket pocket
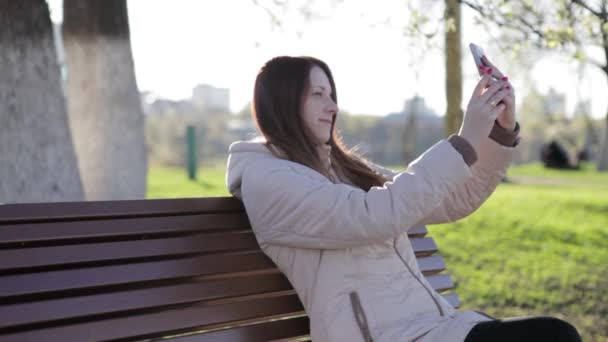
[349,291,374,342]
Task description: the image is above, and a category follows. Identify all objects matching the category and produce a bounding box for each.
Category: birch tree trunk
[0,0,84,203]
[63,0,147,200]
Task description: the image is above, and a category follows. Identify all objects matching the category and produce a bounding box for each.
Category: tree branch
[460,0,546,40]
[571,0,606,20]
[251,0,284,28]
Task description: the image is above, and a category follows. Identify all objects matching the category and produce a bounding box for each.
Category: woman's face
[301,66,338,145]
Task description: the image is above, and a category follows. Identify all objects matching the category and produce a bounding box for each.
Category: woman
[226,56,580,342]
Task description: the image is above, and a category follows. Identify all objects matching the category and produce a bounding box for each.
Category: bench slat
[0,213,249,245]
[0,294,304,342]
[0,273,293,330]
[442,293,460,308]
[143,296,461,341]
[426,274,455,292]
[416,255,446,275]
[170,316,310,342]
[1,253,451,299]
[0,197,244,224]
[410,237,438,256]
[1,236,440,274]
[406,226,427,237]
[0,231,260,271]
[1,218,429,248]
[0,252,276,298]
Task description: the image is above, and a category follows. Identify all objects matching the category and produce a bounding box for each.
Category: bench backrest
[0,197,459,342]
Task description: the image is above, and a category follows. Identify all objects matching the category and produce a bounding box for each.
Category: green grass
[148,162,608,340]
[506,162,608,189]
[431,162,608,341]
[147,165,229,198]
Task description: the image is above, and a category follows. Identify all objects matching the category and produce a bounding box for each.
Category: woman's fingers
[481,55,505,79]
[488,102,506,120]
[473,73,492,97]
[502,91,514,106]
[486,88,510,108]
[479,79,506,103]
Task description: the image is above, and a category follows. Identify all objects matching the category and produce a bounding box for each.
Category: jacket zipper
[349,292,374,342]
[393,238,445,316]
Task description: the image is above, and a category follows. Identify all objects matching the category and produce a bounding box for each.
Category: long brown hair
[252,56,389,191]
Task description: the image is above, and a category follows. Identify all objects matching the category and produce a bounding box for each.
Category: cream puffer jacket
[226,135,515,342]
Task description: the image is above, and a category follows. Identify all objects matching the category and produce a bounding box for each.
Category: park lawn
[147,164,229,198]
[430,177,607,341]
[147,162,607,340]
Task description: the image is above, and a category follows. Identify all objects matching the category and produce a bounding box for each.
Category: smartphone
[469,43,498,80]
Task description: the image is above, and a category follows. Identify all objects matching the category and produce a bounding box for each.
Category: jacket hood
[226,138,335,199]
[226,138,277,200]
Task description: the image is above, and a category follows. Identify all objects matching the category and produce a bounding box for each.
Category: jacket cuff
[447,134,478,167]
[490,121,521,147]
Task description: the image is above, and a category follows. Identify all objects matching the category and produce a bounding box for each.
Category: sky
[47,0,607,119]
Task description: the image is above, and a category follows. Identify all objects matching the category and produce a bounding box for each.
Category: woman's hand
[481,55,516,131]
[458,69,510,151]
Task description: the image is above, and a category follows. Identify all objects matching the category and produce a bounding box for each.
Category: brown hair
[252,56,389,191]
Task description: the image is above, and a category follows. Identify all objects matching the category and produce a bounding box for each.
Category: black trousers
[464,316,582,342]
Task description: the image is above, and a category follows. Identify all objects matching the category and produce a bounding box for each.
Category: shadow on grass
[563,201,608,216]
[190,178,217,190]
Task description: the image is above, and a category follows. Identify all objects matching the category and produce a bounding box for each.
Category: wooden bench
[0,197,460,342]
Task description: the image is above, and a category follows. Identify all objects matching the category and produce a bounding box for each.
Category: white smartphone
[469,42,498,80]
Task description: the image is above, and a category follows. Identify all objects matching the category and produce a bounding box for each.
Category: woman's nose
[325,99,338,114]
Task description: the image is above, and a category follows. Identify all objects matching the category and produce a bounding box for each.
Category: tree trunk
[597,108,608,171]
[0,0,84,203]
[402,111,417,164]
[444,0,463,137]
[63,0,147,200]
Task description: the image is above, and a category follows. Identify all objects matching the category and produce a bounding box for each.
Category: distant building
[383,95,440,123]
[191,84,230,113]
[141,93,198,116]
[402,95,431,116]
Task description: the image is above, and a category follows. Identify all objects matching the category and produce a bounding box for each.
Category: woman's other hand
[459,69,509,151]
[481,55,516,131]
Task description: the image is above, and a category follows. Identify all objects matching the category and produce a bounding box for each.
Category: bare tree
[0,0,84,203]
[461,0,608,171]
[63,0,147,200]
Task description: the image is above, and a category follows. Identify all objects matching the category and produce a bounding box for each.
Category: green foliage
[147,162,607,339]
[462,0,608,65]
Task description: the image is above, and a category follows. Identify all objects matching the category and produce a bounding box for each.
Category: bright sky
[48,0,607,119]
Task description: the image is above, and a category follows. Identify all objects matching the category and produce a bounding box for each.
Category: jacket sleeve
[240,140,472,249]
[368,134,515,225]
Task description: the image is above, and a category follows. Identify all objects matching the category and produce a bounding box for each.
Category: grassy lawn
[148,162,607,340]
[147,164,229,198]
[430,162,608,341]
